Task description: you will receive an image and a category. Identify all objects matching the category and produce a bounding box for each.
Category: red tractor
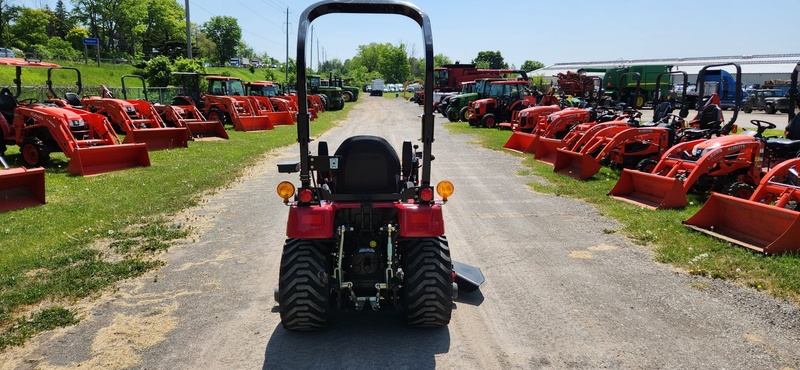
[273,0,483,331]
[1,59,149,176]
[466,80,536,128]
[556,70,601,100]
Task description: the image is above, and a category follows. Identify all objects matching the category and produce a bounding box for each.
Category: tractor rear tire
[402,236,453,328]
[446,108,459,122]
[278,238,332,331]
[635,158,658,174]
[21,137,50,167]
[481,113,497,129]
[459,106,470,123]
[342,91,353,102]
[724,182,755,199]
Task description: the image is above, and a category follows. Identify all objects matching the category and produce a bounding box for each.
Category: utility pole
[316,39,319,71]
[185,0,192,58]
[285,7,289,86]
[309,26,314,72]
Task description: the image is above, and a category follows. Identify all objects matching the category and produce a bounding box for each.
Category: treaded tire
[21,137,50,167]
[446,108,459,122]
[635,158,658,174]
[278,238,331,331]
[724,181,755,199]
[402,236,453,328]
[459,106,469,122]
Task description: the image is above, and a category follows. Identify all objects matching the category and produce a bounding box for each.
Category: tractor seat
[332,135,401,195]
[652,102,673,122]
[172,96,193,106]
[65,93,83,108]
[691,104,722,130]
[765,138,800,153]
[0,88,17,122]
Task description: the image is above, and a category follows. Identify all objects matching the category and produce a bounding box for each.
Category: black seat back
[0,88,17,123]
[65,93,83,108]
[652,102,673,122]
[695,104,722,130]
[786,113,800,140]
[333,135,401,194]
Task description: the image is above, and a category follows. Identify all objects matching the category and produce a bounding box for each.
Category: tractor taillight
[436,180,454,201]
[419,187,434,202]
[276,181,295,203]
[298,188,314,203]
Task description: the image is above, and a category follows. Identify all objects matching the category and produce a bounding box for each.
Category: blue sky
[32,0,800,68]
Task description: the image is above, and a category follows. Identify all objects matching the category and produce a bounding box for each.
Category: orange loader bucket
[608,169,688,209]
[683,193,800,254]
[503,131,537,153]
[553,148,601,180]
[186,120,229,140]
[267,111,295,126]
[233,116,274,131]
[122,127,190,151]
[532,136,563,165]
[0,163,45,212]
[67,143,151,176]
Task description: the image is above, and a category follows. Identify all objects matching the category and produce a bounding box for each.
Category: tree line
[0,0,544,89]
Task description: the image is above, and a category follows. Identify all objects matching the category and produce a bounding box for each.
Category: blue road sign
[83,38,99,46]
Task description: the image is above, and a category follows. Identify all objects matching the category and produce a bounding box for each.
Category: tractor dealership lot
[2,97,798,369]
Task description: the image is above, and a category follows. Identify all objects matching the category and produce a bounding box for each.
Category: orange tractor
[682,62,800,254]
[1,58,149,176]
[73,74,190,151]
[172,73,275,131]
[244,80,296,125]
[551,71,692,179]
[113,74,228,141]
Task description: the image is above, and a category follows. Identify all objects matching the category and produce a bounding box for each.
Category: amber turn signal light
[276,181,295,202]
[436,180,454,201]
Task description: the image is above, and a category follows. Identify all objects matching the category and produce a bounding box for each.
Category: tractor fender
[396,203,444,237]
[286,204,335,238]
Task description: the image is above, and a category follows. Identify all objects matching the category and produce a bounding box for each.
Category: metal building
[531,54,800,87]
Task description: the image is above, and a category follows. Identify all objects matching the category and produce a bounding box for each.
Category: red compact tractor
[466,80,536,128]
[274,0,483,331]
[244,80,297,125]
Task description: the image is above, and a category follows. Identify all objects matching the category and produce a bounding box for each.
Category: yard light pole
[185,0,192,58]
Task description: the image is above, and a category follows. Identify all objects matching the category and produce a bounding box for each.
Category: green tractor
[308,74,345,110]
[324,75,360,102]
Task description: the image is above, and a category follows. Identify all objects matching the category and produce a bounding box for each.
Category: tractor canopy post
[46,67,82,99]
[697,63,741,127]
[296,0,434,188]
[121,74,148,101]
[655,71,688,110]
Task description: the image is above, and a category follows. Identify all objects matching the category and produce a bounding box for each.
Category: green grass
[445,122,800,303]
[0,104,348,349]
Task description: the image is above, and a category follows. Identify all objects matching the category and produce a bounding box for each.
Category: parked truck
[370,79,384,96]
[742,89,792,114]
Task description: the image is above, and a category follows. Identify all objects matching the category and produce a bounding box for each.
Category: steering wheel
[750,119,777,130]
[18,98,38,105]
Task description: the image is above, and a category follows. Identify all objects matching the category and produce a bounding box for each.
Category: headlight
[125,106,135,112]
[70,119,84,127]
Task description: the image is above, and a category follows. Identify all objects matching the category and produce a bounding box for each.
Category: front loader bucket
[186,120,229,140]
[503,131,537,153]
[608,169,687,209]
[267,112,295,126]
[683,193,800,254]
[452,260,485,294]
[532,137,563,165]
[67,143,150,176]
[233,116,273,131]
[0,167,45,212]
[553,148,601,180]
[122,127,190,151]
